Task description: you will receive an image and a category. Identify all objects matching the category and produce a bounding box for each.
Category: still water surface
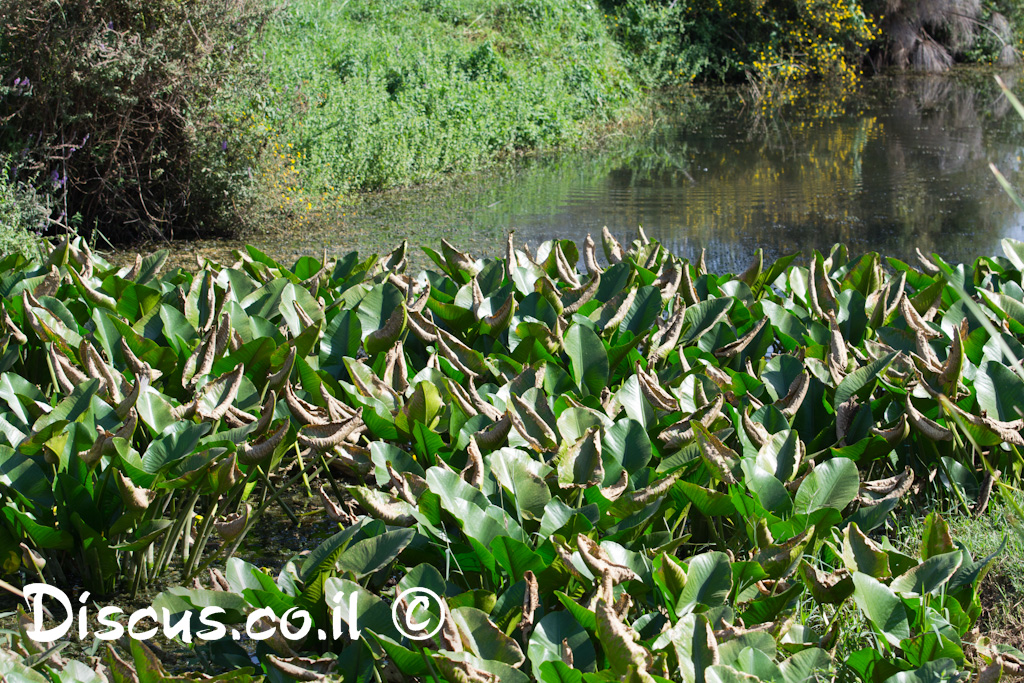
[201,72,1024,273]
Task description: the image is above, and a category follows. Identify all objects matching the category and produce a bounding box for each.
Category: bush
[255,0,639,199]
[603,0,877,84]
[0,158,47,258]
[603,0,1020,85]
[0,0,273,242]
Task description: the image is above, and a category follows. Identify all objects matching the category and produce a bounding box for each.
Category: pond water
[176,71,1024,274]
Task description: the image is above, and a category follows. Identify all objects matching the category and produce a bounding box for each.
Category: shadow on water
[133,71,1024,273]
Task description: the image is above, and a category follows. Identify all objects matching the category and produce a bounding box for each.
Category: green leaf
[672,480,738,517]
[323,577,401,640]
[677,552,733,616]
[321,309,362,365]
[141,421,211,475]
[842,523,891,579]
[755,430,802,482]
[920,512,955,561]
[834,352,898,407]
[335,528,416,578]
[554,591,598,631]
[620,286,663,335]
[852,572,911,649]
[793,458,859,515]
[492,536,548,581]
[355,282,405,339]
[880,659,961,683]
[682,297,734,344]
[974,360,1024,422]
[451,606,526,666]
[890,552,963,596]
[539,661,584,683]
[565,323,610,396]
[779,648,831,683]
[529,611,596,680]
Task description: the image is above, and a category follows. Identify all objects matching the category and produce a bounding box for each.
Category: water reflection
[226,72,1024,273]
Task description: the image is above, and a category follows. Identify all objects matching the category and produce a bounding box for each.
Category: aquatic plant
[0,231,1023,679]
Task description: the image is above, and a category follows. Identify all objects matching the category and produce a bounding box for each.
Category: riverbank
[243,0,645,222]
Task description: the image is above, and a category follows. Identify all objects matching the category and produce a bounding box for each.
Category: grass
[0,158,47,258]
[243,0,644,223]
[889,491,1024,651]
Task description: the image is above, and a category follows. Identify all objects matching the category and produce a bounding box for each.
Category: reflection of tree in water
[592,73,1024,269]
[269,74,1024,273]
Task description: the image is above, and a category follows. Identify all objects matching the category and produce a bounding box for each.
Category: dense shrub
[0,0,272,242]
[863,0,1020,71]
[602,0,1020,85]
[604,0,876,84]
[0,157,47,257]
[254,0,639,200]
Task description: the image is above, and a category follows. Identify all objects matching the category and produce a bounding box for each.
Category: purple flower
[221,140,228,152]
[12,77,20,87]
[50,169,66,188]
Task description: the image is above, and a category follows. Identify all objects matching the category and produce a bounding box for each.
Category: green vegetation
[1,228,1024,679]
[253,0,1024,221]
[252,0,639,203]
[607,0,1022,83]
[1,0,1020,244]
[0,160,47,259]
[0,0,271,242]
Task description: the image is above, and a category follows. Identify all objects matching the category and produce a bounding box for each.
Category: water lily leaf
[845,648,910,683]
[834,352,898,407]
[920,512,954,560]
[741,458,792,514]
[671,480,738,517]
[615,375,656,429]
[321,310,362,366]
[369,442,423,486]
[899,632,964,670]
[779,648,831,683]
[693,422,740,484]
[324,577,401,641]
[620,285,663,336]
[842,523,891,579]
[434,652,530,683]
[603,418,653,481]
[396,380,444,435]
[0,444,51,504]
[241,278,324,336]
[538,661,584,683]
[489,448,551,519]
[491,536,548,581]
[755,430,802,482]
[730,646,783,681]
[1003,237,1024,270]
